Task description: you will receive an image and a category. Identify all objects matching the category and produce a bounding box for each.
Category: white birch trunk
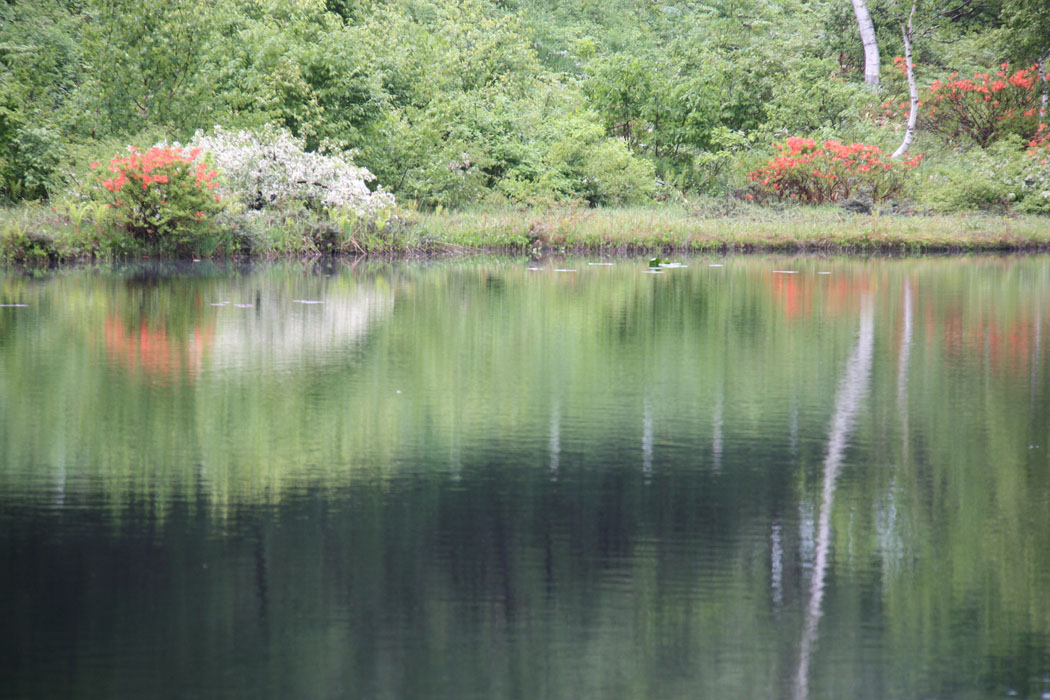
[1039,55,1048,114]
[892,3,919,159]
[851,0,881,89]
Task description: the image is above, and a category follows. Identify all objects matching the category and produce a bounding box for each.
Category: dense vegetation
[1,0,1048,258]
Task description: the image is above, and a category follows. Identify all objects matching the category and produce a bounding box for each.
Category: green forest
[1,0,1048,258]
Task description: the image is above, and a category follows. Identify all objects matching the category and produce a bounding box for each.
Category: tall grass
[3,200,1049,265]
[413,203,1050,254]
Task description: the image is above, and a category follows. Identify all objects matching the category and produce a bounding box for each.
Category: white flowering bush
[184,125,395,220]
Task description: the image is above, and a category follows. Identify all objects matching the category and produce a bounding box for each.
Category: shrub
[914,138,1031,213]
[87,145,223,254]
[747,137,920,204]
[1019,124,1050,213]
[882,62,1047,147]
[1,124,65,201]
[540,120,658,206]
[185,125,395,220]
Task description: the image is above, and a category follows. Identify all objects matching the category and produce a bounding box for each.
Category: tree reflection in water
[794,294,874,700]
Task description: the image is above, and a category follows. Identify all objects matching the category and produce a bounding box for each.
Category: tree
[78,0,220,136]
[891,0,918,158]
[851,0,881,89]
[998,0,1049,111]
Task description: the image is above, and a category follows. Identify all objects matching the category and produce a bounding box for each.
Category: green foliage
[997,0,1050,65]
[1,124,65,201]
[762,64,873,137]
[0,0,79,199]
[77,0,221,135]
[918,140,1027,212]
[1017,135,1050,213]
[0,0,1048,217]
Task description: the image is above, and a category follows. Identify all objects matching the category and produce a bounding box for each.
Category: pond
[1,255,1049,699]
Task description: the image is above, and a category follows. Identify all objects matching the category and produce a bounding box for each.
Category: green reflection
[0,256,1049,699]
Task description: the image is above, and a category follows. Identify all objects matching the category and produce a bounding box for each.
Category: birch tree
[850,0,881,89]
[891,0,918,158]
[1039,58,1048,113]
[889,0,1004,158]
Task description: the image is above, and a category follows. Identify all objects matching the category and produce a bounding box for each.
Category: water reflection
[104,313,214,382]
[206,287,392,371]
[549,398,561,480]
[1,257,1049,699]
[794,294,874,700]
[712,387,724,471]
[897,281,914,411]
[642,392,653,480]
[1034,295,1043,410]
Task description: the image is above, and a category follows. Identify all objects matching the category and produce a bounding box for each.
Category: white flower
[182,125,395,220]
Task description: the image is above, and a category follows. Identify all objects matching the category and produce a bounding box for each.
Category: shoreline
[3,204,1049,265]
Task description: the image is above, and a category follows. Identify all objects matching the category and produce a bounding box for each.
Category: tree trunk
[1039,54,1048,114]
[851,0,881,89]
[892,2,919,159]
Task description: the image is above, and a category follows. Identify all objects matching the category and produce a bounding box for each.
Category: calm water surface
[1,256,1049,699]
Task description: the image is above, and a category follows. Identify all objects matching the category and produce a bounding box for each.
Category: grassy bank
[3,202,1049,264]
[414,205,1050,255]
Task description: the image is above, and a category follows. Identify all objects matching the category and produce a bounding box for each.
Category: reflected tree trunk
[712,388,724,471]
[897,281,914,422]
[1033,296,1043,410]
[770,522,784,608]
[642,392,653,480]
[789,393,800,458]
[450,427,462,482]
[794,295,875,700]
[549,399,561,480]
[55,461,66,507]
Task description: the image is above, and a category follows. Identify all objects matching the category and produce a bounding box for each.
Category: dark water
[1,256,1049,699]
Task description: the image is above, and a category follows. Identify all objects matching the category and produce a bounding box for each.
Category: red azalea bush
[747,137,921,204]
[88,146,222,254]
[881,62,1047,147]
